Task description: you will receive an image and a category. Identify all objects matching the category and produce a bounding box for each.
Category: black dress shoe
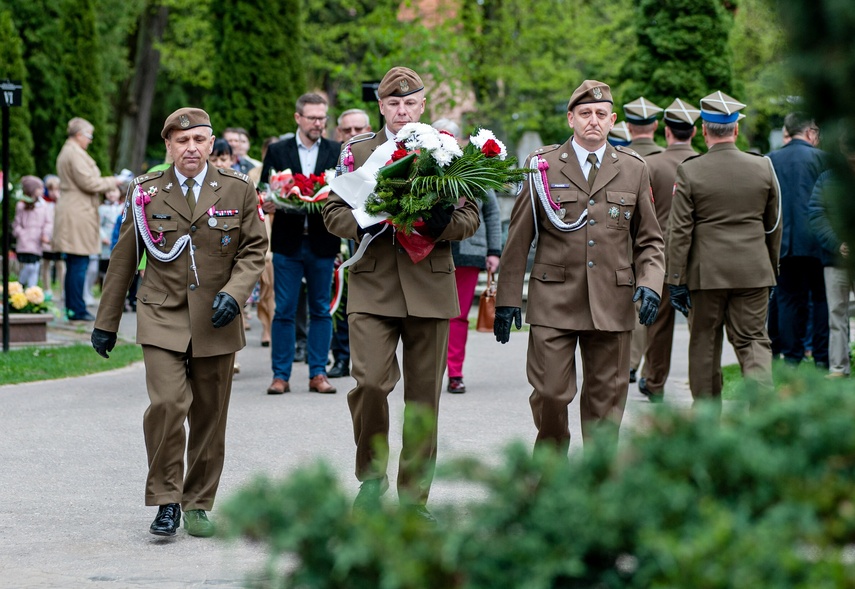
[629,368,637,383]
[352,478,389,513]
[327,359,350,378]
[150,503,181,536]
[403,504,437,525]
[294,343,307,363]
[638,377,664,403]
[183,509,215,537]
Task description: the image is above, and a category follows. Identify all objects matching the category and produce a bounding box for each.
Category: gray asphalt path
[0,307,735,588]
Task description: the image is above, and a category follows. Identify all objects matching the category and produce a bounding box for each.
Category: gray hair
[337,109,370,127]
[704,121,737,138]
[431,118,461,139]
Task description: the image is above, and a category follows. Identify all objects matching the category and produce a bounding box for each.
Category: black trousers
[776,256,829,365]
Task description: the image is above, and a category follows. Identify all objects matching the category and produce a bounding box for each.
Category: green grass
[721,357,843,400]
[0,343,143,386]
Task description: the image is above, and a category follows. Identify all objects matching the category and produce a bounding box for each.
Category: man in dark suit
[667,92,782,414]
[767,113,828,369]
[261,93,342,395]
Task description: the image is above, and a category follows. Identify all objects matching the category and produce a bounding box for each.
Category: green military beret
[377,67,425,99]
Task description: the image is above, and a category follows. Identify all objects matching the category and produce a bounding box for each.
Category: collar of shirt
[571,137,606,177]
[173,164,208,197]
[296,131,321,176]
[384,126,398,143]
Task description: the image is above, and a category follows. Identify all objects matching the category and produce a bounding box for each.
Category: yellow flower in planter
[10,292,28,310]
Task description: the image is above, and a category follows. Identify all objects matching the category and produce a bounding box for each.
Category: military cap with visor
[699,91,746,124]
[161,107,213,139]
[623,97,663,125]
[567,80,613,111]
[663,98,701,130]
[378,67,425,99]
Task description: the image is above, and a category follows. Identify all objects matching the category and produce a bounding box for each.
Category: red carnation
[481,139,502,158]
[391,148,410,162]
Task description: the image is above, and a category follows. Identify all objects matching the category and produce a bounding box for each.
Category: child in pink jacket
[13,176,53,288]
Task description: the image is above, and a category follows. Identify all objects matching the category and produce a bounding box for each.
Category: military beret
[662,98,701,130]
[378,67,425,99]
[623,97,663,125]
[568,80,613,111]
[700,91,746,124]
[161,107,213,139]
[608,121,632,146]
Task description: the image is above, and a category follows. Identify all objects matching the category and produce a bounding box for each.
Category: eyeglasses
[298,114,329,123]
[81,132,93,139]
[339,127,367,134]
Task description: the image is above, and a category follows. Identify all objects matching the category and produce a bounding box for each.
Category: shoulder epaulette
[133,171,163,185]
[614,145,645,162]
[217,168,250,183]
[745,150,766,158]
[681,153,705,164]
[532,144,561,156]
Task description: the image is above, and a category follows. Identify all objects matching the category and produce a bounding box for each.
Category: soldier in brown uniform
[91,108,267,537]
[495,80,665,449]
[637,98,701,401]
[667,92,782,413]
[323,67,480,521]
[623,97,665,384]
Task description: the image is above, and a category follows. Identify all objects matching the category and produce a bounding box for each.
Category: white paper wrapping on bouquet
[327,140,396,229]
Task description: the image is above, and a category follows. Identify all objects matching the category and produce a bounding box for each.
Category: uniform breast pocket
[209,225,240,256]
[605,191,637,230]
[147,220,179,250]
[541,189,579,230]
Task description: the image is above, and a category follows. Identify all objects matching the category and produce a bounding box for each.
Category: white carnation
[433,148,455,168]
[439,133,464,158]
[469,128,497,148]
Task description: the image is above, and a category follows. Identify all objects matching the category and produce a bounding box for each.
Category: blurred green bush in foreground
[222,370,855,588]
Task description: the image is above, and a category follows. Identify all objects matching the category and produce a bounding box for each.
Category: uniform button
[397,247,405,254]
[157,226,163,231]
[190,284,196,291]
[223,224,228,229]
[192,245,197,251]
[673,273,679,278]
[191,225,197,232]
[589,219,596,226]
[588,261,594,268]
[588,240,595,247]
[620,198,625,204]
[542,272,547,279]
[142,296,147,302]
[589,199,595,206]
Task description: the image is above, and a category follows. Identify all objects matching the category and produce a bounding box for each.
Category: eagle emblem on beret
[399,79,409,93]
[179,114,190,128]
[592,87,603,100]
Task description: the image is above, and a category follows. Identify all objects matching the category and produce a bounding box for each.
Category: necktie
[185,178,196,214]
[586,153,598,190]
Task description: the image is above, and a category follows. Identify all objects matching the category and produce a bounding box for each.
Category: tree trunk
[115,3,169,175]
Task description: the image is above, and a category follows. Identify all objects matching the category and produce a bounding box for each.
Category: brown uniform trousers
[497,139,664,448]
[627,138,665,372]
[323,132,480,502]
[95,165,267,509]
[667,143,782,412]
[638,143,697,393]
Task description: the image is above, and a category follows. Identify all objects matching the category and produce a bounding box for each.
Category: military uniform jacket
[95,165,268,357]
[496,138,665,332]
[646,143,698,254]
[628,137,664,158]
[666,142,782,290]
[323,132,481,319]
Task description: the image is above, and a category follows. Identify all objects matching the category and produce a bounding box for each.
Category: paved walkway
[0,306,735,588]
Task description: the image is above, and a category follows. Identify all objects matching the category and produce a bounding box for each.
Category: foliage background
[0,0,794,181]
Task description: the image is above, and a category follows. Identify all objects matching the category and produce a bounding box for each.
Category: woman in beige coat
[53,117,121,321]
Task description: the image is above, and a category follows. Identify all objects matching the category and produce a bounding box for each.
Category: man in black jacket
[261,93,341,395]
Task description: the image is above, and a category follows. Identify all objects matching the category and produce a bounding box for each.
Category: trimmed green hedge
[222,370,855,588]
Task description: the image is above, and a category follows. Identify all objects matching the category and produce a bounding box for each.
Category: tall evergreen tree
[59,0,109,171]
[619,0,737,149]
[0,8,35,178]
[206,0,304,151]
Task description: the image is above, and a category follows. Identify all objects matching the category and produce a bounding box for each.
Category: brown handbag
[476,270,497,333]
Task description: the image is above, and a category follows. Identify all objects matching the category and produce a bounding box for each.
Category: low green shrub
[222,370,855,588]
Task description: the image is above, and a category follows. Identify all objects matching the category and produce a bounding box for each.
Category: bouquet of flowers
[263,168,335,213]
[365,124,527,235]
[1,282,51,314]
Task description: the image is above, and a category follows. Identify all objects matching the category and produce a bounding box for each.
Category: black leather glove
[633,286,661,326]
[668,284,692,318]
[422,203,454,238]
[211,292,240,328]
[91,328,117,359]
[494,306,522,344]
